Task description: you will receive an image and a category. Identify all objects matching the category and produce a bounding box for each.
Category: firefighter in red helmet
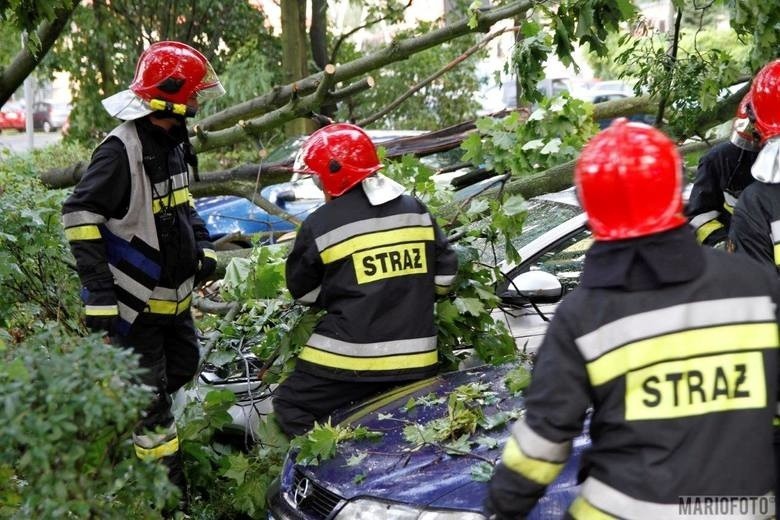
[486,119,780,519]
[686,92,762,246]
[272,123,459,437]
[729,59,780,272]
[61,41,224,511]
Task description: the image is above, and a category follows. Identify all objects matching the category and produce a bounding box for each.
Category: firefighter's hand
[82,287,119,335]
[485,464,534,520]
[195,241,217,285]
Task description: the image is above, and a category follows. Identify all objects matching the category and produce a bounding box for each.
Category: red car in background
[0,101,25,132]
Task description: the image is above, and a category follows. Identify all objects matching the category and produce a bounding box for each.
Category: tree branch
[357,28,517,127]
[192,0,534,135]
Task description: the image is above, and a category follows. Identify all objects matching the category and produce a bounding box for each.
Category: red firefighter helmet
[129,41,224,106]
[295,123,382,197]
[730,92,761,151]
[750,59,780,142]
[574,118,685,241]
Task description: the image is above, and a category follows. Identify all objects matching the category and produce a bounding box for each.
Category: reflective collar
[751,137,780,183]
[102,89,154,120]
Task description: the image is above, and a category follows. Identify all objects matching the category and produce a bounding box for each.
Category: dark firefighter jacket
[685,141,758,245]
[61,118,212,335]
[729,181,780,275]
[285,186,458,382]
[487,225,780,519]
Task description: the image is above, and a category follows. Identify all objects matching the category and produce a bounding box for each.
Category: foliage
[504,364,532,394]
[402,382,498,447]
[50,0,271,143]
[177,390,290,518]
[0,144,84,340]
[0,0,73,53]
[0,324,175,518]
[461,95,598,179]
[291,420,382,466]
[616,33,743,138]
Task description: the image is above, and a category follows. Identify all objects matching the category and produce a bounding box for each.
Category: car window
[526,227,593,293]
[478,199,583,265]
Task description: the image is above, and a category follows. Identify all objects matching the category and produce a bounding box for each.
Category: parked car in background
[32,101,71,132]
[194,130,429,247]
[0,101,25,132]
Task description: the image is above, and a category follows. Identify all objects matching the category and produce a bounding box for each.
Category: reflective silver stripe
[689,210,720,230]
[582,477,773,519]
[512,419,570,463]
[150,277,194,301]
[117,301,139,324]
[296,286,321,304]
[776,402,780,415]
[315,213,432,252]
[109,266,151,299]
[723,191,738,208]
[576,297,775,361]
[153,171,189,194]
[771,221,780,245]
[62,210,107,227]
[133,422,177,449]
[307,333,436,357]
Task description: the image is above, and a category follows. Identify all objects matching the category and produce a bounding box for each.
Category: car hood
[286,363,586,516]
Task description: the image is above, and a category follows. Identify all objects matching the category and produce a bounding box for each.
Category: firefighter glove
[195,241,217,284]
[485,463,539,520]
[81,286,119,334]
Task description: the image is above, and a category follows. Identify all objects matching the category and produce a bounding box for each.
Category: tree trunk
[281,0,314,137]
[309,0,335,120]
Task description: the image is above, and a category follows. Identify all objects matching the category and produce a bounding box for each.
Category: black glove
[81,286,118,334]
[195,241,217,284]
[485,463,539,520]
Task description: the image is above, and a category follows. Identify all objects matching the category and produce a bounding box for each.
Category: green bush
[0,145,86,340]
[0,325,176,518]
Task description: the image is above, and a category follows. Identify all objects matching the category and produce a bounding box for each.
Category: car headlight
[335,499,486,520]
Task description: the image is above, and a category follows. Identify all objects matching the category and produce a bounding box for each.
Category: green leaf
[470,462,494,482]
[501,195,526,217]
[505,365,532,394]
[345,452,367,466]
[475,436,499,450]
[5,358,29,382]
[221,454,250,484]
[453,297,485,317]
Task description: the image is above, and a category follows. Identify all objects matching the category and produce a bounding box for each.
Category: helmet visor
[195,62,225,102]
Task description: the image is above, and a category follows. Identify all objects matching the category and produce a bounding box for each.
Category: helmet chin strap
[148,99,197,118]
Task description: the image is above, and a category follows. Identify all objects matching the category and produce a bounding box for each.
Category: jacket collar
[580,225,703,291]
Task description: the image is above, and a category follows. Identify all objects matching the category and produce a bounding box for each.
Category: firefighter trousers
[272,369,397,437]
[110,310,200,493]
